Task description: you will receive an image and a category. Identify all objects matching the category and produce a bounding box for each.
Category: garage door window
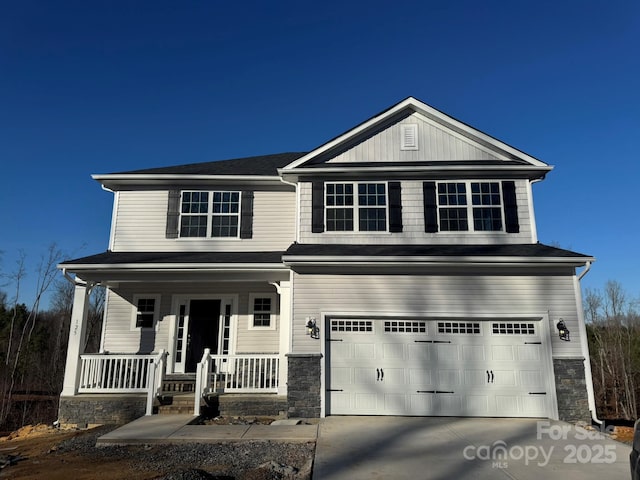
[492,322,535,334]
[331,320,373,332]
[384,321,427,333]
[437,321,481,334]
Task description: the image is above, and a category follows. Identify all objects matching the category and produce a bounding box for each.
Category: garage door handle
[486,370,494,383]
[528,392,547,395]
[377,368,384,381]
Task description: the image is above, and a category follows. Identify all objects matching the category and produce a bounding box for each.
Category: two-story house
[58,97,596,427]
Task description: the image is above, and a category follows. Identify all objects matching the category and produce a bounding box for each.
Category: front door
[185,299,221,372]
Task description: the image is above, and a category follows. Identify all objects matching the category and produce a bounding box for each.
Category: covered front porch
[57,251,292,425]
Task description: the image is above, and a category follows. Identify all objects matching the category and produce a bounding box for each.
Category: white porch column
[276,281,291,395]
[61,282,91,396]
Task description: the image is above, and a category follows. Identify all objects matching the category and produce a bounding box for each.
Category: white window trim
[131,294,161,331]
[179,190,242,239]
[436,180,505,233]
[324,181,390,233]
[400,124,419,150]
[248,293,277,330]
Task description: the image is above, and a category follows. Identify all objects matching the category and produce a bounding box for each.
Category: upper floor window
[437,181,503,232]
[180,191,240,238]
[325,183,387,232]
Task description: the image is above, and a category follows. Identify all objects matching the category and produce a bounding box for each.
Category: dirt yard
[0,423,315,479]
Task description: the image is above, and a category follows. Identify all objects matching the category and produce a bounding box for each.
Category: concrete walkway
[96,414,318,445]
[313,416,631,480]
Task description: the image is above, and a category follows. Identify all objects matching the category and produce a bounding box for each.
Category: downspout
[575,261,602,425]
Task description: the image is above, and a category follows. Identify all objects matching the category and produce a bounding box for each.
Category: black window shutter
[166,190,181,238]
[502,181,520,233]
[311,181,324,233]
[240,191,254,239]
[423,182,438,233]
[388,182,403,232]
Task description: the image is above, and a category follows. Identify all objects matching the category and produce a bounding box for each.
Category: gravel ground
[55,425,315,480]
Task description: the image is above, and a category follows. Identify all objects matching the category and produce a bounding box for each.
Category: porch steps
[162,374,196,393]
[157,393,196,415]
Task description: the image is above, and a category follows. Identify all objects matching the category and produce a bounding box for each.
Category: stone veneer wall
[216,394,288,417]
[553,358,591,423]
[286,353,322,418]
[58,395,146,427]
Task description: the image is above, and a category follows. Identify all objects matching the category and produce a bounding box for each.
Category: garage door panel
[353,367,376,385]
[438,369,461,386]
[493,370,516,386]
[407,343,432,361]
[409,394,433,414]
[517,345,540,361]
[355,393,377,411]
[382,343,405,360]
[438,395,463,415]
[520,370,544,387]
[465,395,490,415]
[491,345,515,361]
[381,367,406,385]
[462,345,485,361]
[331,367,352,385]
[354,343,376,360]
[521,396,547,415]
[495,395,520,414]
[464,370,488,386]
[409,368,433,385]
[435,344,459,361]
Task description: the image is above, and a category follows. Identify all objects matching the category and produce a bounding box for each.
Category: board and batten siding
[326,112,505,163]
[298,180,533,244]
[290,273,583,358]
[111,189,296,252]
[101,282,280,355]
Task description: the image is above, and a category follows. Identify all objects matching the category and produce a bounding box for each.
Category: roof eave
[92,174,285,190]
[58,262,288,272]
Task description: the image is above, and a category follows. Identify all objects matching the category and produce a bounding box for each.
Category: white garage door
[327,318,554,417]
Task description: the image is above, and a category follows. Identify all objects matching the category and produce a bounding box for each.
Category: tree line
[1,246,640,431]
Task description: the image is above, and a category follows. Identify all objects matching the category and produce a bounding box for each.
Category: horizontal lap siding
[102,283,279,355]
[326,113,502,163]
[112,190,295,251]
[291,273,582,358]
[299,180,532,244]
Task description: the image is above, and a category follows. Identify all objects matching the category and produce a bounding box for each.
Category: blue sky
[1,0,638,307]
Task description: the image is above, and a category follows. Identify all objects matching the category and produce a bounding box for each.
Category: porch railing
[194,349,280,415]
[78,350,167,415]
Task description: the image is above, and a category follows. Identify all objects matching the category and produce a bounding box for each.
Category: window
[384,320,427,333]
[325,183,387,232]
[249,294,276,329]
[492,322,535,335]
[180,191,240,238]
[331,320,373,332]
[132,295,160,329]
[437,181,503,232]
[437,321,481,334]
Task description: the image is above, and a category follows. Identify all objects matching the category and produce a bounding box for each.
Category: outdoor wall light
[306,317,319,339]
[556,319,570,341]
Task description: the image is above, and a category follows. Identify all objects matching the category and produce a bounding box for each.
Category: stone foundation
[286,353,322,418]
[212,394,288,417]
[58,394,147,427]
[553,357,591,423]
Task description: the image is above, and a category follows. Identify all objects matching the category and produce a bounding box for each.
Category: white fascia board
[92,174,283,189]
[279,164,552,176]
[57,263,287,272]
[282,256,595,267]
[282,97,548,170]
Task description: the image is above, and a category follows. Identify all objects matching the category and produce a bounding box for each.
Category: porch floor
[96,414,318,445]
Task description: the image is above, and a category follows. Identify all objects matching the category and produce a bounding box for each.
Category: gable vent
[401,124,418,150]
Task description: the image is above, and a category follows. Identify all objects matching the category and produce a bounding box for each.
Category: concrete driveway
[313,416,631,479]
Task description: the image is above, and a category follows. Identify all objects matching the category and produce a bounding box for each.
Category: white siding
[298,180,533,244]
[111,189,296,252]
[327,112,506,163]
[290,273,583,359]
[102,282,280,355]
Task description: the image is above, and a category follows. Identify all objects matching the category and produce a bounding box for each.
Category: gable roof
[92,152,307,190]
[280,97,551,179]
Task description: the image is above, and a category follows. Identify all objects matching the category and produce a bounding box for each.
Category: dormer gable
[280,97,551,181]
